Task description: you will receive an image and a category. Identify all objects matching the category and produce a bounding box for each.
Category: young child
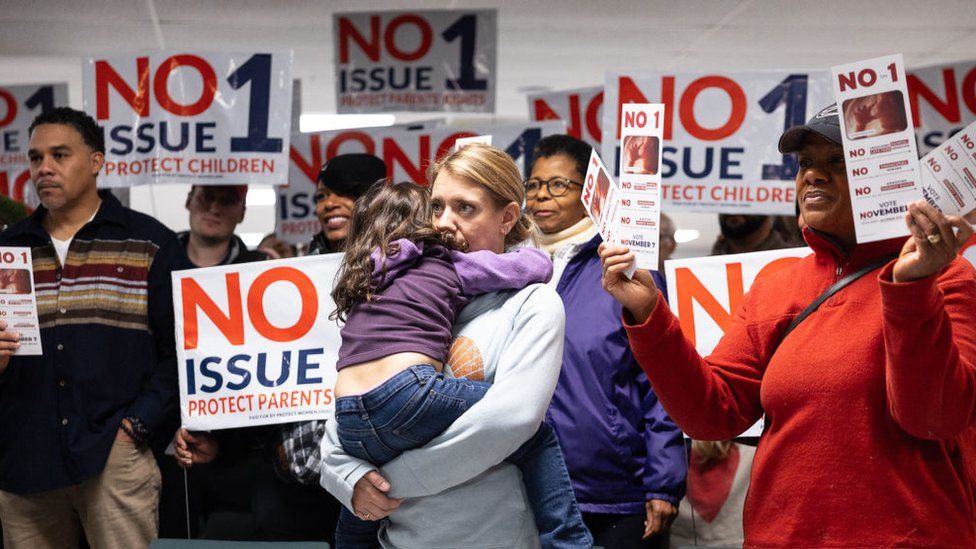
[330,181,592,549]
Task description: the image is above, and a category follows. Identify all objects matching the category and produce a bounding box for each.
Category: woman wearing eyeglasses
[525,135,686,549]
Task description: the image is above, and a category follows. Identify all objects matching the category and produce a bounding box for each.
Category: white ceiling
[2,0,975,256]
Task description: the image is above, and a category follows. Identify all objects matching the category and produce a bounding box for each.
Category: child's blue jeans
[333,364,592,549]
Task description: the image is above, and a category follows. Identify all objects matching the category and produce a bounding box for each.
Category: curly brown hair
[330,180,464,322]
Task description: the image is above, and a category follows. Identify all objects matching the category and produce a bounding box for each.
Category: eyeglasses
[523,177,582,198]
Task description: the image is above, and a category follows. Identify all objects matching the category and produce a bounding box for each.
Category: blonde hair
[428,143,538,248]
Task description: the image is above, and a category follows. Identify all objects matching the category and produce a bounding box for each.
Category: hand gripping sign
[604,69,832,215]
[527,86,604,149]
[832,54,923,244]
[664,247,812,437]
[334,10,497,113]
[277,121,565,245]
[0,83,69,207]
[83,51,293,187]
[173,255,341,430]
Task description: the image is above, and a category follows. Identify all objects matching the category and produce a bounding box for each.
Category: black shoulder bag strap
[735,252,898,446]
[772,252,899,352]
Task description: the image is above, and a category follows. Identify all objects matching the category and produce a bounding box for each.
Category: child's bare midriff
[334,352,444,397]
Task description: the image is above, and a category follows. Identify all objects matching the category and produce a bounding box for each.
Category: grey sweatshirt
[321,283,566,548]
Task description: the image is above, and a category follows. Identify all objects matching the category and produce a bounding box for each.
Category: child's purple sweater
[336,239,552,370]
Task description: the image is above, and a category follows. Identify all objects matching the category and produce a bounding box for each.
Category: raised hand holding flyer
[618,104,664,270]
[919,119,976,223]
[0,247,42,355]
[831,54,923,243]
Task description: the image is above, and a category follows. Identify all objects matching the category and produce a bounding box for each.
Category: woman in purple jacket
[525,135,687,549]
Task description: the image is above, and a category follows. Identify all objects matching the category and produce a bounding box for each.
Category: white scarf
[537,217,597,256]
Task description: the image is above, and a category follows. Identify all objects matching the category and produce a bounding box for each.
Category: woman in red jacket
[599,104,976,548]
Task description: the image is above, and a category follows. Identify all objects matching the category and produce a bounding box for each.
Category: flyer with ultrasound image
[618,103,664,271]
[832,54,923,243]
[581,149,620,243]
[0,247,42,356]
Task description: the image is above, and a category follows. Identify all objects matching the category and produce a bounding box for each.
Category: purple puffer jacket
[545,235,687,513]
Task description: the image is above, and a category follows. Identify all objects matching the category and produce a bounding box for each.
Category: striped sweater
[0,191,191,494]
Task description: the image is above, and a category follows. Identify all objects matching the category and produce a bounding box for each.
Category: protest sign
[908,60,976,155]
[173,255,342,430]
[832,54,922,244]
[83,51,293,187]
[919,117,976,221]
[277,121,564,245]
[618,104,664,270]
[0,83,69,207]
[604,69,832,215]
[664,247,812,437]
[527,86,603,149]
[0,247,42,355]
[334,10,496,113]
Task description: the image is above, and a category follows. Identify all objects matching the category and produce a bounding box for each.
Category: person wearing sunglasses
[179,185,265,268]
[525,134,686,549]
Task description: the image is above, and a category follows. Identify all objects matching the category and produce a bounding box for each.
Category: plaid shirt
[278,420,327,484]
[277,232,334,485]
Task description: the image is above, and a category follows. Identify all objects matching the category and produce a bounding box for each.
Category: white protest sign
[604,69,832,214]
[173,255,342,430]
[527,86,603,149]
[618,104,664,270]
[908,60,976,155]
[664,247,812,437]
[334,10,496,113]
[83,51,293,187]
[277,121,565,245]
[919,118,976,221]
[0,247,41,355]
[0,83,69,207]
[454,134,491,151]
[832,54,922,244]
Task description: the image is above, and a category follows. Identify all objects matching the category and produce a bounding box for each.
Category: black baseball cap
[317,154,387,199]
[778,104,842,153]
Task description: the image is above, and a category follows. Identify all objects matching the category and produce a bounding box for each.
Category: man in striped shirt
[0,107,190,549]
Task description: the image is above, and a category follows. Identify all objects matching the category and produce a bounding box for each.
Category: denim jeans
[333,364,592,549]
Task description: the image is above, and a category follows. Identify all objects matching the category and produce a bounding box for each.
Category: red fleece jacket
[625,228,976,548]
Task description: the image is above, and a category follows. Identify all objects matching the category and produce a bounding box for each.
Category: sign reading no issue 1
[334,10,497,113]
[83,51,293,187]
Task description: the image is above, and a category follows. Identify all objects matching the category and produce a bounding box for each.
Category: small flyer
[454,134,492,151]
[831,54,923,243]
[580,150,636,278]
[581,149,620,243]
[919,119,976,222]
[0,247,42,355]
[618,103,664,270]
